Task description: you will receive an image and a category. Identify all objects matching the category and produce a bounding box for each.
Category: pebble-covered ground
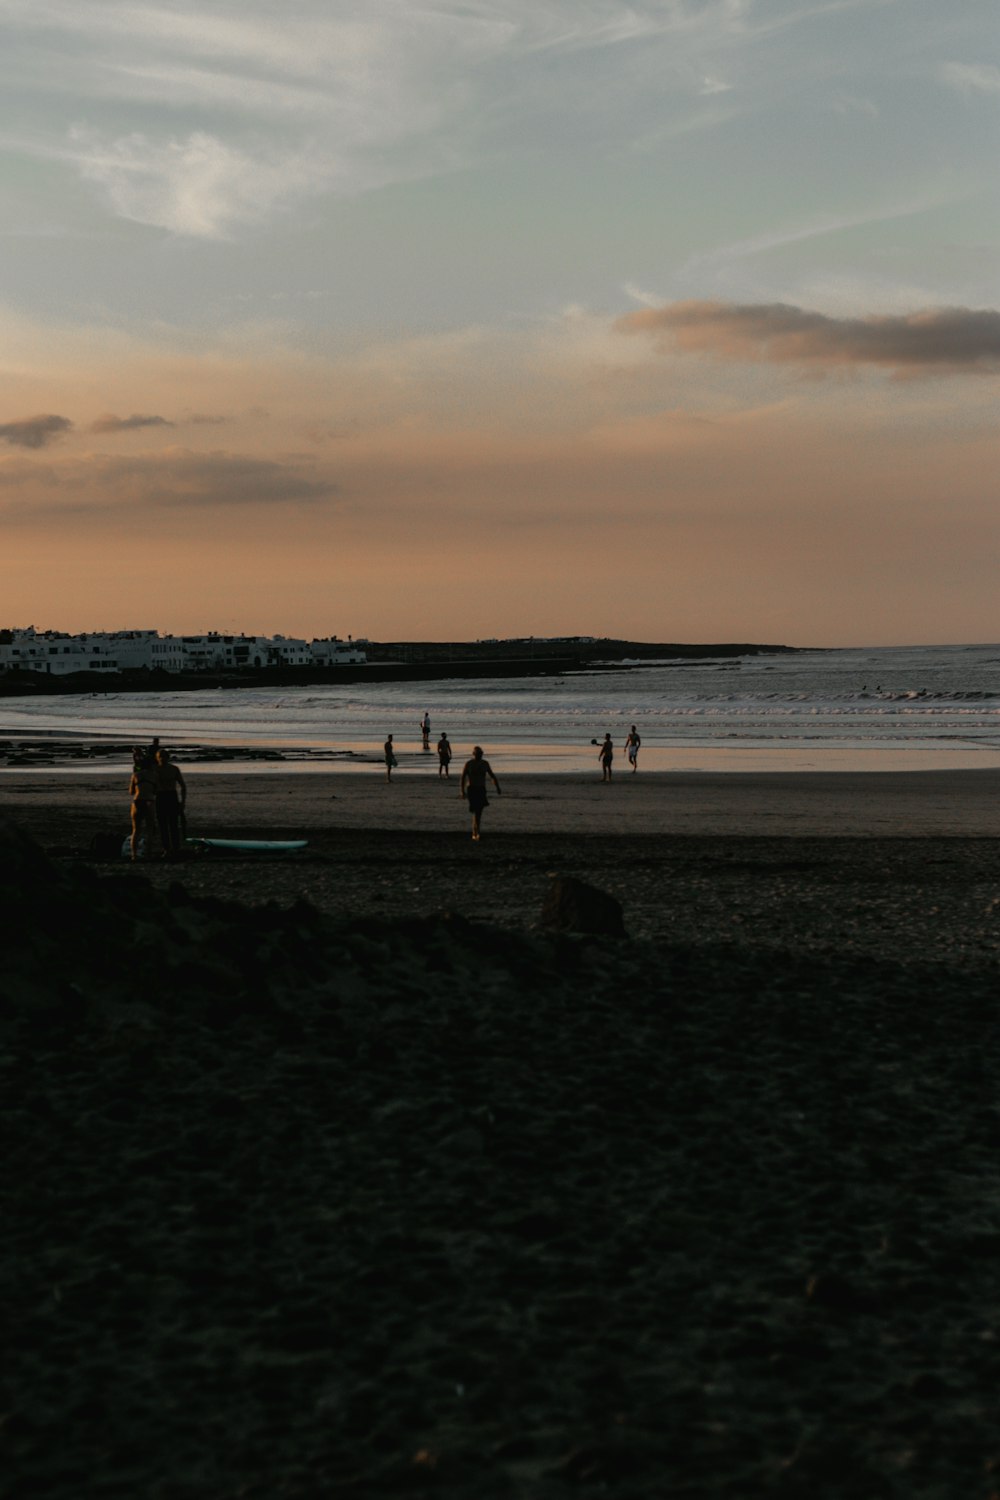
[66,826,1000,975]
[5,810,1000,1498]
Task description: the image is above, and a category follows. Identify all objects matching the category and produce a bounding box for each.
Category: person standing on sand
[384,734,398,782]
[460,745,501,842]
[128,746,158,860]
[420,711,431,750]
[437,732,452,778]
[599,733,614,782]
[154,748,186,860]
[625,724,641,772]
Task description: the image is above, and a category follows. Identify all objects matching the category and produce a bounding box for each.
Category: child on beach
[599,734,614,782]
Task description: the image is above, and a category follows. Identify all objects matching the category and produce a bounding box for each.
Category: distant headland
[0,625,799,696]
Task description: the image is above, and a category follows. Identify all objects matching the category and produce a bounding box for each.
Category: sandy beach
[8,763,1000,839]
[4,766,1000,965]
[6,767,1000,1496]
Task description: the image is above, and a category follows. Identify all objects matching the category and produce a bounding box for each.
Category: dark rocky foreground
[5,819,1000,1498]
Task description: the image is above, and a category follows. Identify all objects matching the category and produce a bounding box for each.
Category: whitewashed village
[0,627,367,676]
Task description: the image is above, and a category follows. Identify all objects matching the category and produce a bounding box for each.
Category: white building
[84,630,185,672]
[310,636,367,665]
[0,625,366,674]
[0,627,118,674]
[266,634,312,667]
[179,634,271,670]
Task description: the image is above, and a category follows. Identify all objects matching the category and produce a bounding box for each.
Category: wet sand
[6,762,1000,838]
[5,770,1000,1496]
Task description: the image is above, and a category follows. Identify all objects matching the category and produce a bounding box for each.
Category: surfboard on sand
[185,837,309,854]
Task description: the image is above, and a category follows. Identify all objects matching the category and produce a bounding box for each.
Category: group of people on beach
[384,721,501,840]
[129,713,639,854]
[599,725,641,781]
[128,739,187,861]
[383,712,640,839]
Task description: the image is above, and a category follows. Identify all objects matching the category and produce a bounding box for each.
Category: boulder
[539,874,626,938]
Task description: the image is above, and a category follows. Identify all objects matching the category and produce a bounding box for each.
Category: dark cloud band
[617,301,1000,373]
[0,414,73,449]
[89,413,174,433]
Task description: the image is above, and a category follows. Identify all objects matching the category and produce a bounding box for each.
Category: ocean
[2,642,999,774]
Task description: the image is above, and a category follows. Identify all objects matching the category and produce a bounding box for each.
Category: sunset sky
[1,0,997,646]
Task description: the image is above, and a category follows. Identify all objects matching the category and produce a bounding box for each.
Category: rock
[539,874,626,938]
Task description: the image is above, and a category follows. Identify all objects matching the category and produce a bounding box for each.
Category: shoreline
[6,734,1000,778]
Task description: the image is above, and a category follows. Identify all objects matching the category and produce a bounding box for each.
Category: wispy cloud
[617,301,1000,375]
[699,75,733,95]
[743,0,897,40]
[832,92,878,117]
[89,412,173,433]
[0,414,73,448]
[68,127,327,239]
[0,0,893,237]
[682,198,953,270]
[93,61,339,119]
[3,2,490,234]
[622,281,667,309]
[90,449,337,508]
[516,3,744,55]
[942,62,1000,96]
[1,447,338,522]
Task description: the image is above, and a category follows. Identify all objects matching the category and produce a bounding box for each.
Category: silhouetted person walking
[460,745,501,842]
[599,733,614,782]
[437,732,452,778]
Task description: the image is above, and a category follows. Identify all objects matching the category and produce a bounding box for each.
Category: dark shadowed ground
[5,777,1000,1497]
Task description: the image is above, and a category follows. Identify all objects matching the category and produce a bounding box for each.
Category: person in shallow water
[460,745,501,842]
[437,732,452,778]
[154,748,187,859]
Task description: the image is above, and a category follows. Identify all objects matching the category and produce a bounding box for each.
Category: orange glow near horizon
[1,311,997,648]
